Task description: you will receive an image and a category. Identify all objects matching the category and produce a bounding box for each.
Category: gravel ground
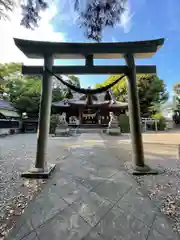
[133,159,180,234]
[0,134,75,239]
[103,134,180,234]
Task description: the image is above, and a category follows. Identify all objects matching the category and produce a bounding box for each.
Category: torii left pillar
[21,55,56,178]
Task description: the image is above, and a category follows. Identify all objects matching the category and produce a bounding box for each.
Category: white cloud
[121,10,134,33]
[0,4,66,65]
[117,1,135,33]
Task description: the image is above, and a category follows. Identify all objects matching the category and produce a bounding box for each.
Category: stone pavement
[7,133,180,240]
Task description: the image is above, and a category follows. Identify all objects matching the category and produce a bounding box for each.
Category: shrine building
[51,88,128,127]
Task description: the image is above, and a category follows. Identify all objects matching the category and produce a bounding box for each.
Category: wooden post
[125,54,153,174]
[155,120,158,131]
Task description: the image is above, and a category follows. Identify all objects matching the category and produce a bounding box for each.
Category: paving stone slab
[60,158,84,168]
[71,191,113,227]
[79,159,118,179]
[91,155,120,168]
[21,231,39,240]
[51,170,75,186]
[78,173,110,190]
[79,160,102,174]
[82,230,104,240]
[93,206,150,240]
[61,164,94,179]
[51,181,89,204]
[7,217,34,240]
[91,166,118,179]
[117,187,157,227]
[29,189,68,229]
[147,228,172,240]
[109,171,135,183]
[92,172,133,203]
[35,206,91,240]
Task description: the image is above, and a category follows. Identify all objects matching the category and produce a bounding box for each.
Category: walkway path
[7,133,180,240]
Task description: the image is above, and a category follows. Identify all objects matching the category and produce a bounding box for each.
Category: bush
[119,114,130,133]
[152,113,166,131]
[49,114,59,134]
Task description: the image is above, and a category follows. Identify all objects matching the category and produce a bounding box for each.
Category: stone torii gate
[14,38,165,178]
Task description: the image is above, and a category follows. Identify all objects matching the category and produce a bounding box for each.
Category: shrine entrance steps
[79,124,108,128]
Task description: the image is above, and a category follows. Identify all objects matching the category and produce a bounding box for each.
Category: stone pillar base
[125,162,161,175]
[55,127,70,136]
[21,164,56,178]
[106,128,121,136]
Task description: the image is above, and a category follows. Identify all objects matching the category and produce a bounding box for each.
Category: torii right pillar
[125,53,158,175]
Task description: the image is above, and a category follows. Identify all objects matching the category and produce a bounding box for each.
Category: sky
[0,0,180,99]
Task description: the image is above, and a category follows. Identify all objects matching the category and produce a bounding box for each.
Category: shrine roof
[52,100,70,107]
[0,99,18,111]
[14,38,165,59]
[52,95,128,109]
[109,101,128,108]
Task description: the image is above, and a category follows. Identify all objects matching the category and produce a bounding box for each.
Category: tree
[0,63,46,115]
[17,0,127,42]
[173,82,180,95]
[94,74,128,101]
[0,63,80,116]
[68,75,81,88]
[52,88,63,102]
[3,73,42,115]
[0,0,14,20]
[0,62,21,79]
[77,0,126,41]
[95,74,169,115]
[0,62,22,96]
[137,75,168,115]
[173,82,180,109]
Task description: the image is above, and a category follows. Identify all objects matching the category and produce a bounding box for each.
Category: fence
[141,118,159,132]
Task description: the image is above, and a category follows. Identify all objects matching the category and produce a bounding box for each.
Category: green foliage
[64,88,73,99]
[68,75,81,88]
[0,62,22,95]
[0,62,68,116]
[52,88,63,102]
[3,73,42,114]
[19,0,127,42]
[0,62,21,78]
[152,113,166,131]
[119,114,130,133]
[94,83,103,88]
[137,75,168,114]
[173,82,180,95]
[173,82,180,110]
[94,75,127,101]
[95,74,169,115]
[15,93,40,114]
[0,63,81,116]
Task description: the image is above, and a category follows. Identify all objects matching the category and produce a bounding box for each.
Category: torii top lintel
[14,38,165,60]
